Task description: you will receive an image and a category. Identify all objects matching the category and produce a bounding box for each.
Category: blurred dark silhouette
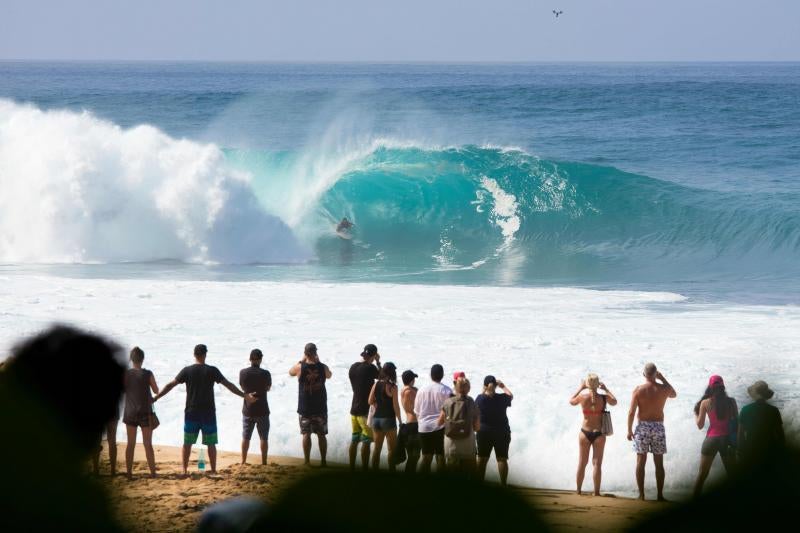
[0,325,125,531]
[250,470,550,532]
[198,497,269,533]
[633,444,798,531]
[738,380,785,465]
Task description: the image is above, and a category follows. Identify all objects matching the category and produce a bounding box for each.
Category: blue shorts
[243,415,270,441]
[184,411,218,445]
[372,417,397,432]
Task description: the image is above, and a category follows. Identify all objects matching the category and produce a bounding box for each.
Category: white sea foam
[0,100,308,264]
[1,273,797,497]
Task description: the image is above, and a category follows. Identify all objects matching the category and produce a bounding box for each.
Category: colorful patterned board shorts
[351,415,373,443]
[184,411,218,446]
[633,421,667,455]
[299,414,328,435]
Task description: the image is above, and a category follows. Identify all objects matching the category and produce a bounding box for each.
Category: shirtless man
[401,370,421,473]
[627,363,677,501]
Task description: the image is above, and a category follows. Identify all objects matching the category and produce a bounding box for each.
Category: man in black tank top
[289,343,332,467]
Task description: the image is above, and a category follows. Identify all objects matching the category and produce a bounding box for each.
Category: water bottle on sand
[198,446,206,472]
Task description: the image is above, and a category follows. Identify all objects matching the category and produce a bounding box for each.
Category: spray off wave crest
[0,100,308,264]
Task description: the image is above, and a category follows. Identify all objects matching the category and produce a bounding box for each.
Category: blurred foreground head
[248,470,547,532]
[0,325,124,531]
[3,324,124,455]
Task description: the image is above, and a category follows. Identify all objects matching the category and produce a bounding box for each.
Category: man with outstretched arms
[155,344,254,475]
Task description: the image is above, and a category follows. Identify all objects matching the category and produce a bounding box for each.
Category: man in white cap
[738,380,785,463]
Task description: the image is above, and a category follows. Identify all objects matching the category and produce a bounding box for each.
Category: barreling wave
[230,143,800,282]
[2,99,798,283]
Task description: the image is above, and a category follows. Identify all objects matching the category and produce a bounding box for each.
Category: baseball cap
[709,375,724,387]
[453,371,466,381]
[402,370,418,385]
[361,344,378,358]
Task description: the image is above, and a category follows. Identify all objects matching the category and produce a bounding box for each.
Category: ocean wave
[231,141,800,281]
[2,99,798,282]
[0,100,309,264]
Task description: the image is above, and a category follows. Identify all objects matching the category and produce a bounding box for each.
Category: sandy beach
[98,444,668,532]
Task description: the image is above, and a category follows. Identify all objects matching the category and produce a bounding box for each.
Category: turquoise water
[1,62,798,301]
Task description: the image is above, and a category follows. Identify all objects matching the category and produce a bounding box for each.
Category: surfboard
[336,230,353,240]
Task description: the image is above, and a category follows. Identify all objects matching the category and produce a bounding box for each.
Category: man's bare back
[627,366,677,501]
[633,381,671,422]
[629,370,676,424]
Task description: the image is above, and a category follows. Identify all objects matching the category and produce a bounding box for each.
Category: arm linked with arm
[153,379,178,402]
[221,378,245,398]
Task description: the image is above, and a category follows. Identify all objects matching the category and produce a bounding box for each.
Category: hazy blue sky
[2,0,798,61]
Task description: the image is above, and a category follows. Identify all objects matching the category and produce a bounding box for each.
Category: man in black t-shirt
[289,343,332,466]
[348,343,381,471]
[239,349,272,465]
[155,344,253,474]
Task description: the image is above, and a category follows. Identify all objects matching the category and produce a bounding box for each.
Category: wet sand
[98,444,667,532]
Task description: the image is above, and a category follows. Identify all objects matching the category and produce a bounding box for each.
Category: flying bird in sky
[552,10,563,18]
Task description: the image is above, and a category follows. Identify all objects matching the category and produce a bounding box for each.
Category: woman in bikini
[569,373,618,495]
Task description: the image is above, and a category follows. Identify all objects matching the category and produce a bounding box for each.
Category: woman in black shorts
[475,376,513,485]
[693,375,737,497]
[123,347,160,478]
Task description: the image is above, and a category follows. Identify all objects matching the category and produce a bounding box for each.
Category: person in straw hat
[738,380,785,464]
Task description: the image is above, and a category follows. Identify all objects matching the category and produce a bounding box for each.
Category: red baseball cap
[708,375,724,387]
[453,371,466,381]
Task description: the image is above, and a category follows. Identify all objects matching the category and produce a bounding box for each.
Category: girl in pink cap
[693,375,738,497]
